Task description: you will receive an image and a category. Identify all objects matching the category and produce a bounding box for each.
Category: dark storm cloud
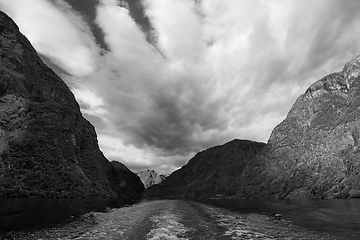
[110,80,234,157]
[61,0,109,51]
[122,0,155,44]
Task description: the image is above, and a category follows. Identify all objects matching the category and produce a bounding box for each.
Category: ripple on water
[214,214,274,240]
[191,202,339,240]
[146,210,191,240]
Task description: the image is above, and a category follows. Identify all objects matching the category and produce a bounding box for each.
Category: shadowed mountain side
[0,11,141,199]
[237,55,360,199]
[144,140,266,199]
[136,170,167,189]
[111,161,144,198]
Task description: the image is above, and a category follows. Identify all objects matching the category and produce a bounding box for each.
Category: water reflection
[0,198,132,231]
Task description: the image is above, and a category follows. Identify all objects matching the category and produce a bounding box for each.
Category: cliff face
[238,55,360,199]
[0,11,141,199]
[144,140,265,198]
[146,55,360,200]
[136,170,167,189]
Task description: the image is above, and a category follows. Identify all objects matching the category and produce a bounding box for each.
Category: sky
[1,0,360,174]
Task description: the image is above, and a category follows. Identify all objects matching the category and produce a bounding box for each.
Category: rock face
[137,170,167,189]
[144,140,265,198]
[237,55,360,199]
[146,55,360,199]
[0,11,142,199]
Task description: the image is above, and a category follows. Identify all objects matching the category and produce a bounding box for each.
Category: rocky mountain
[237,55,360,199]
[136,170,167,189]
[146,55,360,199]
[144,140,265,198]
[0,11,142,199]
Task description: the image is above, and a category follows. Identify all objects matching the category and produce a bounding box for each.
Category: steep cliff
[137,170,167,189]
[238,55,360,199]
[0,11,141,199]
[144,140,265,198]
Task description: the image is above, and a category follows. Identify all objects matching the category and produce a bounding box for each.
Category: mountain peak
[137,169,167,189]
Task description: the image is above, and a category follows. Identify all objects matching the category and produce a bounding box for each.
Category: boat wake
[146,209,191,240]
[1,200,341,240]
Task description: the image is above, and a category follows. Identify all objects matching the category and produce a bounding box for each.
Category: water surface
[196,199,360,239]
[1,198,360,239]
[0,198,130,231]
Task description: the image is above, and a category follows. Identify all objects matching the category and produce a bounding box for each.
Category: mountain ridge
[144,139,265,199]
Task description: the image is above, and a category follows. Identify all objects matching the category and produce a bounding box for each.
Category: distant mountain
[144,140,265,198]
[146,55,360,199]
[0,11,142,199]
[137,170,167,189]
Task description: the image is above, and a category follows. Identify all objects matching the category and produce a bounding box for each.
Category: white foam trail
[146,210,191,240]
[5,200,338,240]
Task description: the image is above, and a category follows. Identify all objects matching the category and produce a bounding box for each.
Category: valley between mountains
[1,9,360,201]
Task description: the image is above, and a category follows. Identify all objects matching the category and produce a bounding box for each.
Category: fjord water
[1,198,360,239]
[0,198,132,231]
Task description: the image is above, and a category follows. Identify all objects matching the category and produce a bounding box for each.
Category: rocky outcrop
[237,55,360,199]
[146,55,360,200]
[0,11,142,199]
[137,170,167,189]
[144,140,265,198]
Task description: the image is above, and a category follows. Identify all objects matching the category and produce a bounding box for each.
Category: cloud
[97,134,194,173]
[0,0,100,76]
[1,0,360,173]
